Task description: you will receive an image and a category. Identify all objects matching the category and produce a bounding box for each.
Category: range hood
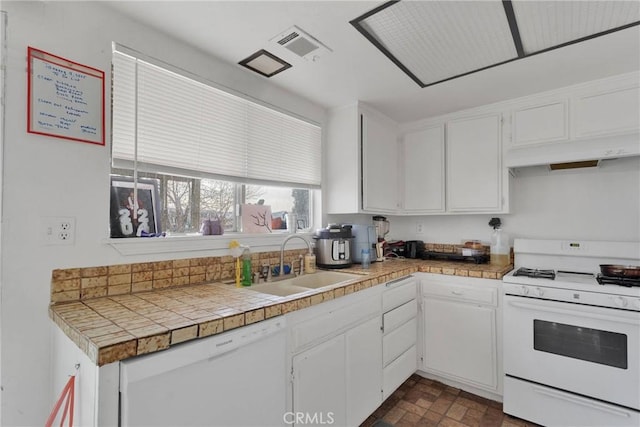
[505,133,640,168]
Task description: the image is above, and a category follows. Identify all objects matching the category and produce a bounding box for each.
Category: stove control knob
[534,287,545,297]
[520,286,529,296]
[613,296,628,308]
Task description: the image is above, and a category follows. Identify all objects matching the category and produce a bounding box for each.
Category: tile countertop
[49,259,512,366]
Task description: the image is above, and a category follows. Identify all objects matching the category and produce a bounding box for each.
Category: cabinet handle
[385,275,414,287]
[451,290,464,296]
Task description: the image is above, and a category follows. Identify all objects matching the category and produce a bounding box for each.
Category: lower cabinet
[420,274,502,397]
[346,316,385,426]
[292,334,347,426]
[288,287,383,427]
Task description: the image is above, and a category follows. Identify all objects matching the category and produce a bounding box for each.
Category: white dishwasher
[120,317,287,427]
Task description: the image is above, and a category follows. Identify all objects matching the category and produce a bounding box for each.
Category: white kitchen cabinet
[504,72,640,167]
[571,78,640,139]
[346,316,384,426]
[287,286,383,427]
[326,102,398,214]
[361,106,399,213]
[293,334,347,427]
[401,125,445,213]
[446,113,503,212]
[420,274,502,398]
[512,99,568,146]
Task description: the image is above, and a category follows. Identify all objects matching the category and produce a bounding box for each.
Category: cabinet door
[446,114,502,212]
[572,85,640,139]
[423,297,498,391]
[345,316,382,427]
[292,334,346,427]
[362,112,398,213]
[402,125,445,213]
[512,100,568,146]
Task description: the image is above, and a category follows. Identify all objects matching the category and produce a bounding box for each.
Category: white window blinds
[112,49,322,188]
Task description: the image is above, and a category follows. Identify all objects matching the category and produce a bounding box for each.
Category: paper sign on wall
[27,47,105,145]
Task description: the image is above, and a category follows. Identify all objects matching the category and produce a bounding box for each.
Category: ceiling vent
[271,25,332,61]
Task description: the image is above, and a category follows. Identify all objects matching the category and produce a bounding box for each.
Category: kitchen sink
[248,282,312,297]
[279,271,361,289]
[247,271,362,296]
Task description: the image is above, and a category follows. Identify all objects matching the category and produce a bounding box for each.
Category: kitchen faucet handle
[260,264,271,281]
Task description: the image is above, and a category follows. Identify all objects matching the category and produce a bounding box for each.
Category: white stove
[502,239,640,427]
[503,239,640,308]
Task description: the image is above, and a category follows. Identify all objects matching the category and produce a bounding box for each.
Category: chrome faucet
[280,235,312,277]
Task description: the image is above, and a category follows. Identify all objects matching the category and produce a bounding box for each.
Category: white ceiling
[103,0,640,123]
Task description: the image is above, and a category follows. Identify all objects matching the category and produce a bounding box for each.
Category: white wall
[329,156,640,245]
[0,2,325,425]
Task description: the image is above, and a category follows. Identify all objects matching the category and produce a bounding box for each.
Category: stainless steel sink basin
[247,271,362,296]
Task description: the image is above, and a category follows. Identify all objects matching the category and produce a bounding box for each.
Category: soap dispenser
[241,247,252,286]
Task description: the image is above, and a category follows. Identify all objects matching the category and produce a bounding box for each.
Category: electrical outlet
[42,217,76,245]
[416,223,425,235]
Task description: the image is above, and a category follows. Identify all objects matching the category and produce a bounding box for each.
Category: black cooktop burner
[597,274,640,287]
[513,267,556,280]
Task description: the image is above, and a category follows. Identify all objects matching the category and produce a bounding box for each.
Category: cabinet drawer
[292,298,379,352]
[383,299,417,334]
[423,282,497,306]
[383,317,417,366]
[383,345,417,400]
[383,279,416,312]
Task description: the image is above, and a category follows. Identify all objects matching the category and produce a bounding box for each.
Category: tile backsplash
[50,249,308,304]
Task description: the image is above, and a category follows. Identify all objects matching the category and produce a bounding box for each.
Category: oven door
[504,295,640,410]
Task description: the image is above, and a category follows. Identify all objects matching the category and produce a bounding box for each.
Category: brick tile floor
[360,375,540,427]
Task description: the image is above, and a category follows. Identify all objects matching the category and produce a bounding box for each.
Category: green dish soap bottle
[241,247,252,286]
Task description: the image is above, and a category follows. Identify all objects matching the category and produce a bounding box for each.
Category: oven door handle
[531,385,634,418]
[507,300,640,325]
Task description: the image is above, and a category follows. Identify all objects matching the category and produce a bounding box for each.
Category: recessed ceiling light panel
[351,0,640,88]
[353,1,517,87]
[239,49,291,78]
[512,0,640,54]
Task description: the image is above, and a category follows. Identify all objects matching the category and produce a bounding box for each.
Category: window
[113,169,312,234]
[111,45,320,235]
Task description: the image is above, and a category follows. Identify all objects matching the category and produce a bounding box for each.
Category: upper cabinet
[571,78,640,139]
[447,114,503,212]
[399,114,509,215]
[506,72,640,167]
[326,102,399,215]
[512,99,568,146]
[401,125,445,214]
[361,106,399,213]
[326,71,638,215]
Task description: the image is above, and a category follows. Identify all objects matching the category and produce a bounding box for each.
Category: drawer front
[383,317,417,366]
[292,298,379,352]
[383,345,417,400]
[422,282,497,306]
[383,279,416,312]
[383,299,417,334]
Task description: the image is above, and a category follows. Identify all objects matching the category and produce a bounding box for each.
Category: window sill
[104,232,314,256]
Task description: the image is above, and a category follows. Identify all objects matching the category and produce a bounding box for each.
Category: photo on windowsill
[109,176,162,238]
[241,204,273,233]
